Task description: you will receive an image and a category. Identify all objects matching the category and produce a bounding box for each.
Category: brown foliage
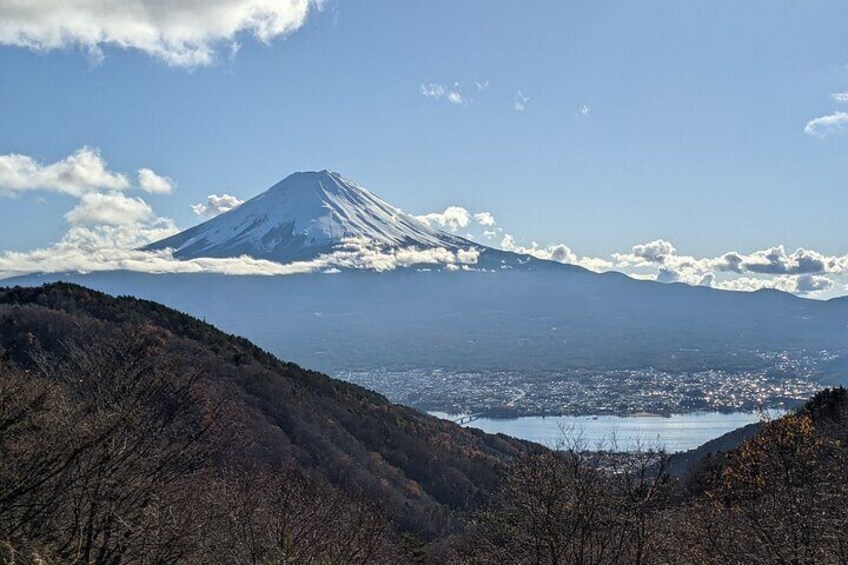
[676,410,848,564]
[0,328,400,564]
[455,442,673,565]
[198,468,397,564]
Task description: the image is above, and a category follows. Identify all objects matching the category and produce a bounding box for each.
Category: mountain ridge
[0,282,535,538]
[8,268,847,376]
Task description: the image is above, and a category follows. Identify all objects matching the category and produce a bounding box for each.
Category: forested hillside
[0,283,532,563]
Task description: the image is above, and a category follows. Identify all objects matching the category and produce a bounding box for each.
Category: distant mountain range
[7,170,848,376]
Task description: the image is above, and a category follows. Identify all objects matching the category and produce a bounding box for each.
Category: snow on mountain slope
[145,170,476,263]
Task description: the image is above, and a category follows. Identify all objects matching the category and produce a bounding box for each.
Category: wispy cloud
[421,82,466,105]
[447,91,464,105]
[804,90,848,136]
[576,104,590,117]
[804,110,848,137]
[514,90,530,111]
[0,0,322,68]
[420,83,446,99]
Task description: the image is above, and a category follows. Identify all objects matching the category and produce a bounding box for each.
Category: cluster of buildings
[341,350,836,417]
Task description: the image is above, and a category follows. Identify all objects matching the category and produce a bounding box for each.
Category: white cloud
[447,91,464,105]
[0,148,174,201]
[655,267,680,284]
[474,211,497,227]
[192,194,245,218]
[138,168,174,194]
[65,192,155,226]
[577,256,616,273]
[0,0,321,68]
[804,110,848,137]
[514,90,530,111]
[832,92,848,104]
[500,234,517,250]
[0,147,130,197]
[577,104,590,117]
[610,239,848,296]
[721,245,828,275]
[631,239,676,263]
[415,206,472,231]
[545,244,578,264]
[421,83,446,99]
[714,275,834,296]
[795,274,834,294]
[415,206,499,233]
[475,80,490,91]
[421,82,465,105]
[500,233,612,272]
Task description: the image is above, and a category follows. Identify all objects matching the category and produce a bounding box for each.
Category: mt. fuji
[145,170,478,264]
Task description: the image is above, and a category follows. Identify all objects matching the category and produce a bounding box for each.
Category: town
[340,350,836,417]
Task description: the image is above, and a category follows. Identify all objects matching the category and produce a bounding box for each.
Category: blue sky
[1,1,847,295]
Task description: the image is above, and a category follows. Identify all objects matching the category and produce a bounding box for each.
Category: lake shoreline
[428,409,788,452]
[425,404,795,420]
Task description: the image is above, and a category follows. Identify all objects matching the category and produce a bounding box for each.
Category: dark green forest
[1,284,847,564]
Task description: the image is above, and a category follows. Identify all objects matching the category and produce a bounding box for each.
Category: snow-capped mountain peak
[144,170,473,262]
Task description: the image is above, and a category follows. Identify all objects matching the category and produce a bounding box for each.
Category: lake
[428,410,785,452]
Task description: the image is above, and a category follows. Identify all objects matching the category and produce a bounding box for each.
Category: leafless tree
[198,467,400,564]
[455,432,672,565]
